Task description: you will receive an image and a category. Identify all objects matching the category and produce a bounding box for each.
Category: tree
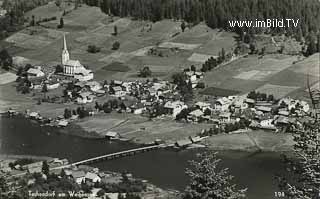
[87,45,101,53]
[184,151,247,199]
[55,0,61,7]
[277,122,320,198]
[204,108,211,116]
[64,108,72,119]
[190,65,196,72]
[113,25,118,36]
[58,17,64,28]
[181,21,186,32]
[55,64,64,73]
[112,41,120,50]
[267,94,274,102]
[42,83,48,93]
[0,49,12,70]
[139,66,152,77]
[42,161,49,176]
[30,15,35,26]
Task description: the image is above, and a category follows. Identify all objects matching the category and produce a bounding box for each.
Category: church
[62,34,93,81]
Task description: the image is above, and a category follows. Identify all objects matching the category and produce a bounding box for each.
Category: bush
[112,41,120,50]
[87,45,101,53]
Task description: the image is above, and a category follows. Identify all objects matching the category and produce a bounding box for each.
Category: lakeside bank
[1,111,295,153]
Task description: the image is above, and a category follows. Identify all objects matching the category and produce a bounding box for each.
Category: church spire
[63,33,67,51]
[61,33,70,66]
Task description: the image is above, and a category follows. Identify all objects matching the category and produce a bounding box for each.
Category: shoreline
[1,113,295,153]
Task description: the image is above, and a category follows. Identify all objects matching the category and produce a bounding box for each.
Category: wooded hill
[84,0,320,39]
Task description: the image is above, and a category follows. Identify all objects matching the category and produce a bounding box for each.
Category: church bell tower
[61,33,70,66]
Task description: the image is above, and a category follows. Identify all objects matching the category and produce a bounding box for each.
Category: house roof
[189,109,204,117]
[58,120,68,126]
[195,101,211,108]
[79,92,92,98]
[256,106,272,112]
[164,101,185,109]
[85,172,100,180]
[27,68,44,76]
[85,81,100,87]
[245,98,255,104]
[71,170,86,179]
[112,86,122,92]
[104,131,119,137]
[176,139,192,147]
[219,112,232,118]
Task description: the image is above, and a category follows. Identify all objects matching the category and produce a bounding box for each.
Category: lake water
[0,116,286,199]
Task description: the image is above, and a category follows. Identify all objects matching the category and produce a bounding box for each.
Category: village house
[85,81,102,92]
[132,103,145,114]
[219,112,232,123]
[260,119,276,130]
[110,86,126,97]
[255,106,272,113]
[104,131,120,140]
[77,92,94,104]
[22,161,43,174]
[195,101,212,112]
[85,172,101,183]
[71,170,86,184]
[175,139,193,148]
[188,109,204,122]
[27,67,45,78]
[214,97,232,112]
[164,100,188,118]
[58,119,68,127]
[46,80,60,90]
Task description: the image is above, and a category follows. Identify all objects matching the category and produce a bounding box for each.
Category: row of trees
[172,72,193,102]
[247,91,274,102]
[84,0,320,39]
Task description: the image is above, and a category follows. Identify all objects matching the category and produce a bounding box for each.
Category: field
[199,87,240,97]
[0,72,17,85]
[3,3,239,83]
[201,53,314,99]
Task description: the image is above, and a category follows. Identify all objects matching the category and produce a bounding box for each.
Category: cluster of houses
[0,158,68,176]
[1,157,149,199]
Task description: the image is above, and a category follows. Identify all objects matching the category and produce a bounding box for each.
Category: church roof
[65,60,82,67]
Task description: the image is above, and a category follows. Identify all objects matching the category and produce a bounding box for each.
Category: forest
[83,0,320,39]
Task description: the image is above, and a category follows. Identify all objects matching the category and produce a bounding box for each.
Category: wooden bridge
[52,144,167,170]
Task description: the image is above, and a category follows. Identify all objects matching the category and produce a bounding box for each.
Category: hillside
[2,3,320,102]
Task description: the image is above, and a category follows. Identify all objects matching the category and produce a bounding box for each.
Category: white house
[164,101,188,118]
[85,81,102,92]
[111,86,126,97]
[85,172,101,183]
[77,92,94,104]
[215,97,231,112]
[104,131,120,140]
[195,101,211,111]
[27,68,45,78]
[260,119,276,130]
[71,170,86,184]
[188,109,204,122]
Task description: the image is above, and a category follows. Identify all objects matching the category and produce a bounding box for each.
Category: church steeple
[61,33,69,66]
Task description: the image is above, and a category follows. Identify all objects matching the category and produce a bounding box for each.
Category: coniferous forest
[83,0,320,39]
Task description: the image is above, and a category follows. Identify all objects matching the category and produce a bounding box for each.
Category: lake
[0,116,286,199]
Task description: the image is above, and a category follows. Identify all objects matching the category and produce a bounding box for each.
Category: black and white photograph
[0,0,320,198]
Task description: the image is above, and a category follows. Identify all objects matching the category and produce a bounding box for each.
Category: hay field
[187,53,217,63]
[158,42,200,50]
[0,72,17,85]
[255,83,299,99]
[289,53,320,77]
